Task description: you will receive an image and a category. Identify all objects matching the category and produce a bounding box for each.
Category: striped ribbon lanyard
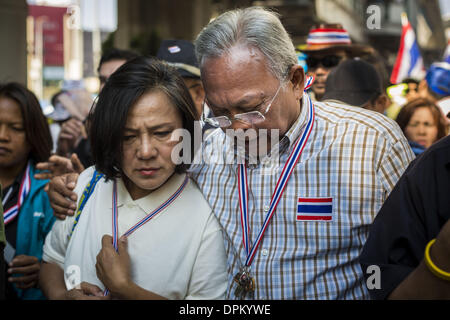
[103,175,189,296]
[304,75,314,91]
[237,93,315,269]
[3,161,31,225]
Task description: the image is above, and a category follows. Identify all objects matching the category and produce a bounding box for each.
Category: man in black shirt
[360,135,450,299]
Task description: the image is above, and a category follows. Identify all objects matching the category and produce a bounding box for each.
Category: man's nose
[228,118,253,131]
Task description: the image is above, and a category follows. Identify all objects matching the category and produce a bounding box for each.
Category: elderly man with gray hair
[46,7,414,300]
[190,6,414,299]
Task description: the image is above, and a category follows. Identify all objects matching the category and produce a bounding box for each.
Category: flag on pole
[390,13,425,84]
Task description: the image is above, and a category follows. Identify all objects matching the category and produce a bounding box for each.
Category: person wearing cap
[298,23,373,101]
[360,135,450,299]
[156,40,203,112]
[322,58,390,114]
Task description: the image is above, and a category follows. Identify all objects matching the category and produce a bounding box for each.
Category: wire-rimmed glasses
[202,83,283,128]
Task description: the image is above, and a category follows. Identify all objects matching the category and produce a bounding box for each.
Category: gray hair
[194,7,298,82]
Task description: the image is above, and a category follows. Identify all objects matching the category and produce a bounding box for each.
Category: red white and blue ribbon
[3,162,31,225]
[304,75,314,91]
[237,94,315,268]
[104,175,189,296]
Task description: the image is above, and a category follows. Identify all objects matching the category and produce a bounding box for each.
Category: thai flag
[297,197,333,221]
[390,13,425,84]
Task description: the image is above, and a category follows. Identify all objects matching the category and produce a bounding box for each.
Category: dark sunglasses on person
[306,55,342,69]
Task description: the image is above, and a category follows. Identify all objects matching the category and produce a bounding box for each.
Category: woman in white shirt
[39,57,227,300]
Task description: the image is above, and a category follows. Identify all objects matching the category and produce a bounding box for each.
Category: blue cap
[426,62,450,97]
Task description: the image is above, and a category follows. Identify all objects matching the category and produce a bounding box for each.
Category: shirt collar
[110,173,187,214]
[321,98,351,106]
[2,166,26,202]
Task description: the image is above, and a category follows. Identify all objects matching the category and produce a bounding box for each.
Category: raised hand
[35,154,85,181]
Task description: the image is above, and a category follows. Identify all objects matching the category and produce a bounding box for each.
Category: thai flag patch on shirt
[297,197,333,221]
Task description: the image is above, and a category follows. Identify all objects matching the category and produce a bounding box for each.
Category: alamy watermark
[65,264,81,290]
[170,121,281,173]
[66,5,81,30]
[366,4,381,30]
[366,265,381,290]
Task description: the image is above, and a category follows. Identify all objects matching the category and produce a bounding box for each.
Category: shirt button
[263,205,270,212]
[261,249,268,256]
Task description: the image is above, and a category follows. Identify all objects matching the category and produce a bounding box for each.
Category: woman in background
[396,98,447,156]
[0,82,55,299]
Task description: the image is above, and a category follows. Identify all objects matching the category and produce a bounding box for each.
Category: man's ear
[375,94,390,113]
[192,83,205,105]
[289,65,305,100]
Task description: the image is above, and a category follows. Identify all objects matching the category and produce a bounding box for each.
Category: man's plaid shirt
[189,95,414,299]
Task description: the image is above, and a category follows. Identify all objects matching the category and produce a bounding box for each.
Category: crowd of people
[1,6,450,300]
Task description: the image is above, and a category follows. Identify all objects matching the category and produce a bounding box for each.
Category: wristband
[424,238,450,281]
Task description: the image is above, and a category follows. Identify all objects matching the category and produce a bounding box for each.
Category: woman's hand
[7,255,41,289]
[96,235,132,298]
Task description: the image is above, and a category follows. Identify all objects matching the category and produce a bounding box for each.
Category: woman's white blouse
[43,166,228,299]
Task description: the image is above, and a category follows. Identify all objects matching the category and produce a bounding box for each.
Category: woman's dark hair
[396,97,447,141]
[90,56,199,180]
[0,82,52,163]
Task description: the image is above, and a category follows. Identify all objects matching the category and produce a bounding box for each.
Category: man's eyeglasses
[202,84,283,128]
[306,55,342,69]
